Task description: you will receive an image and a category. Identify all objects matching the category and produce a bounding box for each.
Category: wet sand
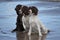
[16,31,47,40]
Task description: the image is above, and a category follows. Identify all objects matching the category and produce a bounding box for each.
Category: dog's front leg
[38,26,42,37]
[28,25,32,36]
[37,23,42,37]
[23,22,26,29]
[22,16,26,29]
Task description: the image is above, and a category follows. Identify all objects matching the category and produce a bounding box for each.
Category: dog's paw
[39,34,42,37]
[28,32,31,36]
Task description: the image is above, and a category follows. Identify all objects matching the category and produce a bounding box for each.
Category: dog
[22,6,30,32]
[28,6,50,36]
[12,4,25,32]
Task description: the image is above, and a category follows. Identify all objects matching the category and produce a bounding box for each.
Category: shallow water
[0,1,60,40]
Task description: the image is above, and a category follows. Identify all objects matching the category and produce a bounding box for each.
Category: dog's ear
[29,6,38,15]
[15,7,19,15]
[22,6,29,15]
[15,7,19,11]
[15,4,22,15]
[15,4,22,11]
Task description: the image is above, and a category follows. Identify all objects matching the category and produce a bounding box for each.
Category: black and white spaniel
[28,6,50,36]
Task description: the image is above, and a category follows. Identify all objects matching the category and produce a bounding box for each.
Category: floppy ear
[15,7,18,11]
[15,7,19,15]
[15,6,20,11]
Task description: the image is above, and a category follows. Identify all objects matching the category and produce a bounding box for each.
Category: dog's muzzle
[19,10,22,14]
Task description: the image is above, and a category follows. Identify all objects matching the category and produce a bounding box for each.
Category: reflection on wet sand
[16,31,47,40]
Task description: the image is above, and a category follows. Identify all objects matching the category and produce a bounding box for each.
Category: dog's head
[22,6,29,16]
[28,6,38,15]
[15,4,23,16]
